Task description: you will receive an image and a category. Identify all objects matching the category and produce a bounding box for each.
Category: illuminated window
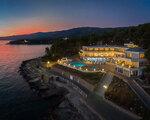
[100,48,104,51]
[140,54,144,59]
[110,48,114,51]
[95,48,98,50]
[105,48,108,51]
[94,53,98,56]
[127,53,132,58]
[89,48,93,51]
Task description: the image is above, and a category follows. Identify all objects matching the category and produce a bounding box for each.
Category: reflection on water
[0,40,50,120]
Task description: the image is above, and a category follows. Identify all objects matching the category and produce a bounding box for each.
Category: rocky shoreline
[19,58,100,120]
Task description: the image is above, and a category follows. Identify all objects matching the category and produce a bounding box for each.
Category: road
[102,63,150,110]
[107,68,150,110]
[96,72,113,97]
[47,67,141,120]
[29,61,141,120]
[87,93,139,120]
[128,78,150,109]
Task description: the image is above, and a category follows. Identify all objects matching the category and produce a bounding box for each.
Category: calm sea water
[0,40,50,120]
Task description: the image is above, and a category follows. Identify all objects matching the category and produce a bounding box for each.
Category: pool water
[70,61,86,67]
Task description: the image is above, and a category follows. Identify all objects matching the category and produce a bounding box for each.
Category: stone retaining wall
[51,67,95,92]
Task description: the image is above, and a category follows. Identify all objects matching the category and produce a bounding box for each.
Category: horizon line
[0,22,149,38]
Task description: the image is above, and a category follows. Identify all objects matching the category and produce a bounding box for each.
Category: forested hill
[0,27,113,41]
[45,23,150,60]
[1,23,149,49]
[100,23,150,49]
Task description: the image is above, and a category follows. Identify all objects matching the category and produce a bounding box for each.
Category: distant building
[79,43,147,77]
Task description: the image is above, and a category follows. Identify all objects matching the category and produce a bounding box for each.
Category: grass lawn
[54,64,104,85]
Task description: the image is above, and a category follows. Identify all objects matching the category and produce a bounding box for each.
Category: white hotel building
[79,43,147,77]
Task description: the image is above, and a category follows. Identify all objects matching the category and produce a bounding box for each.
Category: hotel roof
[126,48,145,52]
[83,45,127,48]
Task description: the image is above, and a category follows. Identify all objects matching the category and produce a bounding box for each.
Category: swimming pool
[69,61,86,67]
[84,57,107,63]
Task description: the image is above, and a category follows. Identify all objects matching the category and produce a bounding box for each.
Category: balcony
[115,62,137,69]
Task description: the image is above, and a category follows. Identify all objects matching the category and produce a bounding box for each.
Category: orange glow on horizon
[9,25,49,36]
[0,18,77,37]
[0,19,49,36]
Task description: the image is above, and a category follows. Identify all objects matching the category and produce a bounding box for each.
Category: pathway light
[103,85,108,89]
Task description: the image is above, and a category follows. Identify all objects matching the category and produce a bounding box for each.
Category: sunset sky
[0,0,150,36]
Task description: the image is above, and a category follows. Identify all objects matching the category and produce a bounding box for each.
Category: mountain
[44,23,150,61]
[1,23,149,46]
[0,27,113,41]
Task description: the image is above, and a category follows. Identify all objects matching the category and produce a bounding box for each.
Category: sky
[0,0,150,36]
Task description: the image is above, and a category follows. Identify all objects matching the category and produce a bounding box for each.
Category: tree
[145,48,150,61]
[45,47,50,56]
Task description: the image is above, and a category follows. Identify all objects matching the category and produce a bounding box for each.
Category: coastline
[20,57,148,120]
[19,57,101,120]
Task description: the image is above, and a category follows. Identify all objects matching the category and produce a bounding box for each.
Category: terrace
[54,64,104,85]
[57,58,106,73]
[115,60,138,69]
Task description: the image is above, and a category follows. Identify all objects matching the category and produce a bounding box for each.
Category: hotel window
[105,48,109,51]
[89,48,93,51]
[89,53,93,57]
[84,48,87,50]
[94,53,98,56]
[119,48,124,52]
[95,48,98,51]
[140,54,144,59]
[115,48,119,52]
[122,49,125,52]
[127,53,132,58]
[100,48,104,51]
[110,48,114,51]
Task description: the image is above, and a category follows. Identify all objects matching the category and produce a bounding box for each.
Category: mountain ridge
[0,27,121,40]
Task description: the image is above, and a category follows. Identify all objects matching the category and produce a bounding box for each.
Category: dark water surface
[0,40,50,120]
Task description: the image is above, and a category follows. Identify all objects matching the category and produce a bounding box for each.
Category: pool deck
[58,59,104,73]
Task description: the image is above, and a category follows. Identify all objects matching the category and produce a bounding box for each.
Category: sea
[0,40,51,120]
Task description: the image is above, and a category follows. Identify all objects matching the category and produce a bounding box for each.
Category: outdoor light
[24,40,28,43]
[47,61,50,64]
[103,85,108,89]
[129,65,131,68]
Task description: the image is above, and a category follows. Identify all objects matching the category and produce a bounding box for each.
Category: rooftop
[83,45,127,48]
[126,48,145,52]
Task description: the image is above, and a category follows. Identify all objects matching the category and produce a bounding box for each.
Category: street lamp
[103,85,108,89]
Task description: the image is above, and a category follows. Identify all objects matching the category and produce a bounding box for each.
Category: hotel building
[79,43,147,77]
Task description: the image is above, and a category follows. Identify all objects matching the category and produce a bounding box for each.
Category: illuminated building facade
[79,43,147,77]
